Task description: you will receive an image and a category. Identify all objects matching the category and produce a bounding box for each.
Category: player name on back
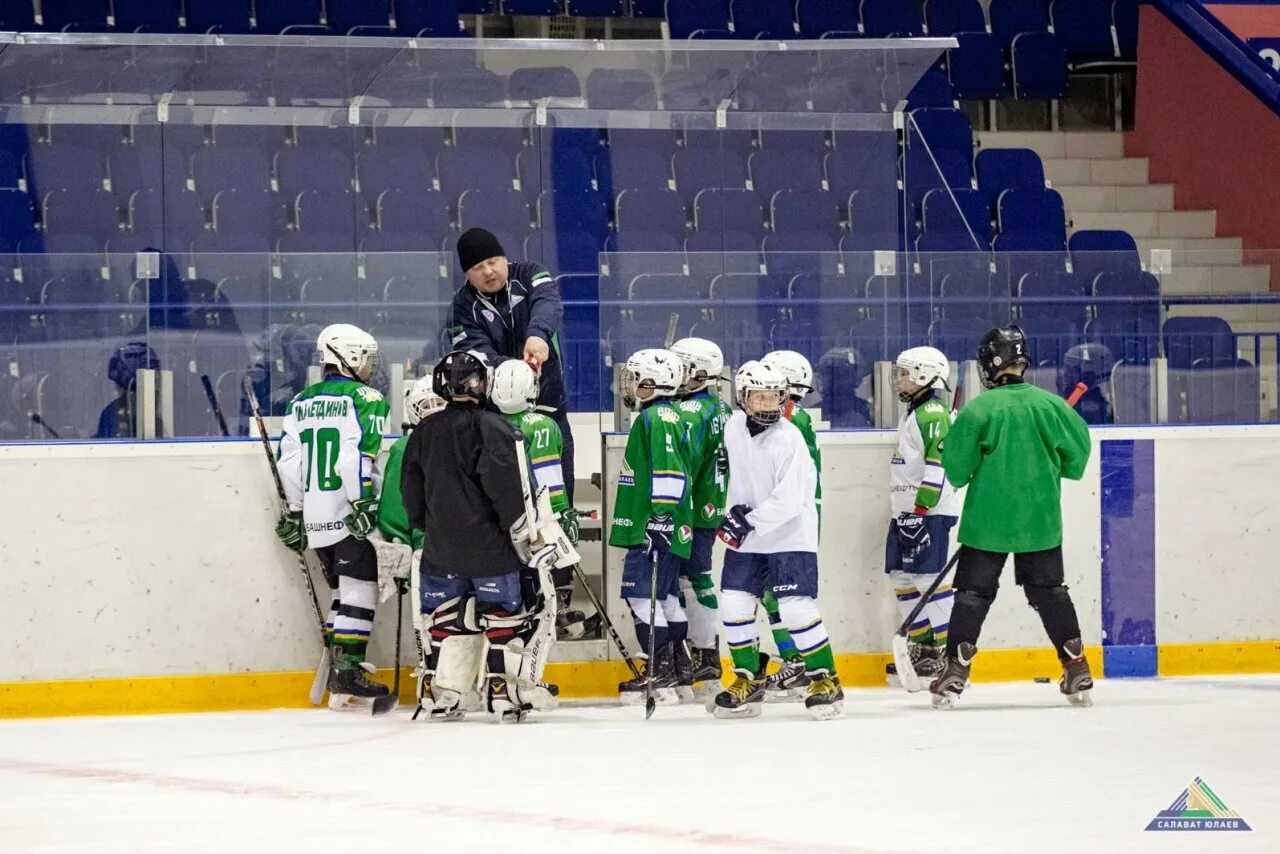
[294,398,351,420]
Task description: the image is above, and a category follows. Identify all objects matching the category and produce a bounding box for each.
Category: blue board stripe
[1100,439,1158,677]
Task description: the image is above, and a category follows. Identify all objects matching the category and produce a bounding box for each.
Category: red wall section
[1205,4,1280,39]
[1127,6,1280,282]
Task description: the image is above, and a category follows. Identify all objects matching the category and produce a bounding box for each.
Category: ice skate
[672,640,697,703]
[929,642,975,709]
[764,655,809,702]
[327,646,390,711]
[618,647,678,706]
[488,676,533,724]
[803,669,843,720]
[690,646,723,698]
[556,608,590,641]
[914,644,946,678]
[1059,638,1094,707]
[712,653,768,719]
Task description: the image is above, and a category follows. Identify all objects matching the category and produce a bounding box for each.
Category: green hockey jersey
[676,390,732,529]
[890,394,961,517]
[609,400,696,559]
[378,433,424,550]
[789,404,823,507]
[505,410,569,517]
[278,375,390,549]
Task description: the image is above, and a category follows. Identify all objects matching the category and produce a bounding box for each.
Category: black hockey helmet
[108,341,160,389]
[977,325,1029,389]
[433,349,492,403]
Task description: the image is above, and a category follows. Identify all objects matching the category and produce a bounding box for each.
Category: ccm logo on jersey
[774,584,799,593]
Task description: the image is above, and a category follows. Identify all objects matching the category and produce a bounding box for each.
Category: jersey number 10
[299,427,342,491]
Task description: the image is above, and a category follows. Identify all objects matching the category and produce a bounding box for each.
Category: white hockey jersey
[722,411,819,554]
[890,396,962,518]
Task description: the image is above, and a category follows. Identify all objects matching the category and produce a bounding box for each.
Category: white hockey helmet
[760,350,813,401]
[894,346,951,402]
[734,360,789,427]
[490,358,539,415]
[317,323,379,382]
[403,375,445,427]
[669,337,725,394]
[620,348,682,412]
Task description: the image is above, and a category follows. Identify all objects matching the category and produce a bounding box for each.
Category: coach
[449,227,575,503]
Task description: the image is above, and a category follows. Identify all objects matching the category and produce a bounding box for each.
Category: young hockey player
[401,350,558,723]
[275,324,391,710]
[714,361,843,720]
[884,347,961,686]
[668,337,731,693]
[373,377,443,710]
[608,348,697,704]
[756,350,821,698]
[932,326,1094,709]
[490,358,589,641]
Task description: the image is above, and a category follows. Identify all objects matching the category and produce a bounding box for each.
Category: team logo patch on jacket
[482,309,496,323]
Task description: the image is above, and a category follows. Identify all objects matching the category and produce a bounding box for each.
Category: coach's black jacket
[449,262,566,415]
[401,403,527,579]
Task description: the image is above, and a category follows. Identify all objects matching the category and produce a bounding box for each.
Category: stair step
[1057,184,1174,212]
[1071,211,1217,239]
[1136,237,1243,266]
[1044,157,1149,186]
[976,131,1124,160]
[1158,265,1273,295]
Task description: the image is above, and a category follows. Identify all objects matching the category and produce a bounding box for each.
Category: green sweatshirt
[943,380,1091,553]
[378,434,424,551]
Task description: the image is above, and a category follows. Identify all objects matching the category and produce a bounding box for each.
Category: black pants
[947,545,1082,659]
[550,406,575,506]
[313,535,378,588]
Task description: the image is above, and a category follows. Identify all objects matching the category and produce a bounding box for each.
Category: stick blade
[371,694,400,717]
[892,634,924,693]
[644,695,657,720]
[308,648,331,706]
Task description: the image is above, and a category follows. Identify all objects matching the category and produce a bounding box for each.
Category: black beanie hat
[457,228,506,274]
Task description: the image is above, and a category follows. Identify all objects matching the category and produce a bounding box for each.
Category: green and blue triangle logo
[1145,777,1252,832]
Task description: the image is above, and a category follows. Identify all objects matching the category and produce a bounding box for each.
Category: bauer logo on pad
[1144,778,1251,832]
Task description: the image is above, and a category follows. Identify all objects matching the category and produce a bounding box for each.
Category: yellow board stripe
[3,641,1277,720]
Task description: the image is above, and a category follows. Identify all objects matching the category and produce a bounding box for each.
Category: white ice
[2,676,1277,853]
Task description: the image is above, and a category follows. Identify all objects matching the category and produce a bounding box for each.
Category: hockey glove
[644,513,675,558]
[717,504,754,549]
[895,512,930,563]
[344,497,379,539]
[559,506,580,546]
[274,509,307,552]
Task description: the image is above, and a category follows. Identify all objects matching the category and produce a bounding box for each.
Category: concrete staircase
[975,131,1277,331]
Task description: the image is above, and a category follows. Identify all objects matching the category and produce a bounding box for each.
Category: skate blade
[656,687,680,706]
[806,701,843,721]
[618,692,644,706]
[675,685,696,704]
[764,688,802,703]
[497,708,529,724]
[1066,688,1094,707]
[428,707,465,722]
[712,702,763,720]
[929,691,958,710]
[327,694,375,712]
[692,681,722,700]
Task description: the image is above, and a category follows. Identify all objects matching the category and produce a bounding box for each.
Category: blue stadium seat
[25,146,107,197]
[255,0,322,34]
[693,189,767,238]
[796,0,859,37]
[631,0,667,16]
[1069,229,1140,287]
[825,140,898,201]
[568,0,627,15]
[1011,33,1068,99]
[355,132,443,198]
[615,189,687,237]
[1017,270,1085,364]
[41,0,111,31]
[1181,357,1259,424]
[1113,0,1139,60]
[975,148,1045,203]
[454,1,497,12]
[395,0,466,36]
[601,148,671,192]
[770,190,842,237]
[997,188,1065,236]
[457,189,533,257]
[326,0,393,34]
[290,188,364,239]
[908,108,973,157]
[504,0,561,14]
[925,0,985,35]
[209,188,279,239]
[191,147,272,198]
[372,189,450,245]
[0,152,23,190]
[0,2,36,29]
[1163,316,1235,371]
[732,0,797,39]
[605,231,684,253]
[1092,270,1159,327]
[114,0,182,32]
[438,146,517,199]
[844,191,899,249]
[186,0,254,34]
[274,147,355,195]
[860,0,924,36]
[948,33,1008,100]
[509,66,582,102]
[922,188,991,240]
[666,0,734,39]
[430,68,507,107]
[989,0,1049,51]
[1050,0,1120,63]
[749,149,825,198]
[762,232,840,281]
[586,69,659,110]
[672,148,748,198]
[906,68,958,109]
[992,231,1068,281]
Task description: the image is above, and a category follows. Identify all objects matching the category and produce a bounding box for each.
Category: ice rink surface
[2,676,1277,853]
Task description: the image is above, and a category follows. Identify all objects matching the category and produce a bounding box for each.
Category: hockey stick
[372,576,408,717]
[643,549,660,720]
[891,549,961,693]
[242,375,330,706]
[201,374,230,437]
[572,563,643,679]
[663,312,679,349]
[1066,382,1088,408]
